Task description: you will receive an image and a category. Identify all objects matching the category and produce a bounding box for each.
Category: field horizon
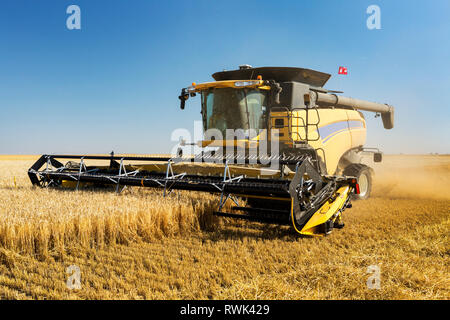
[0,154,448,299]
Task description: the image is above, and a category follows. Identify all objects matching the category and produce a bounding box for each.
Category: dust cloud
[366,155,450,200]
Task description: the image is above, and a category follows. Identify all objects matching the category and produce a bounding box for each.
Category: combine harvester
[28,66,394,236]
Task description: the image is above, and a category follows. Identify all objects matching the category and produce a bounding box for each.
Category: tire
[343,164,372,200]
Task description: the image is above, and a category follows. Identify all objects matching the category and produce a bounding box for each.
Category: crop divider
[217,161,243,212]
[75,157,88,191]
[163,159,186,197]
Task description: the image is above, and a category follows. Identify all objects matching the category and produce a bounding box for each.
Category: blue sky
[0,0,449,154]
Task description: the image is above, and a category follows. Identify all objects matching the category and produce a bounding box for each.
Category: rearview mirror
[178,88,189,110]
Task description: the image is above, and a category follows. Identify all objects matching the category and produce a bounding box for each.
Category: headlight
[234,80,260,87]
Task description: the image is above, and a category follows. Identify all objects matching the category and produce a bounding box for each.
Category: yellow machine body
[270,108,366,175]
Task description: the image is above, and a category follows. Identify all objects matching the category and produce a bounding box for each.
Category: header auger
[29,65,394,236]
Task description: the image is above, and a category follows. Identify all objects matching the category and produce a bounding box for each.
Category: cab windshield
[201,88,267,137]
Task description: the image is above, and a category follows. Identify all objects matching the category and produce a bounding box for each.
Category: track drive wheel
[343,164,372,200]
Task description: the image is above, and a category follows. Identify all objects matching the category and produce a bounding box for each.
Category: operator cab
[201,87,268,137]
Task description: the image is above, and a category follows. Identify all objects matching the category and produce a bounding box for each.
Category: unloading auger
[29,65,394,236]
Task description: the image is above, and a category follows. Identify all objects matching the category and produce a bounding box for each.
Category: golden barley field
[0,154,448,300]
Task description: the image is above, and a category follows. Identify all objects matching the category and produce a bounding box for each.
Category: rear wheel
[343,164,372,200]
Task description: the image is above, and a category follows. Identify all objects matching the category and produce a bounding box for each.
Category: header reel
[28,153,357,236]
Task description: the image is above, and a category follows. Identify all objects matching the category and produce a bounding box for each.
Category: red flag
[338,66,348,75]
